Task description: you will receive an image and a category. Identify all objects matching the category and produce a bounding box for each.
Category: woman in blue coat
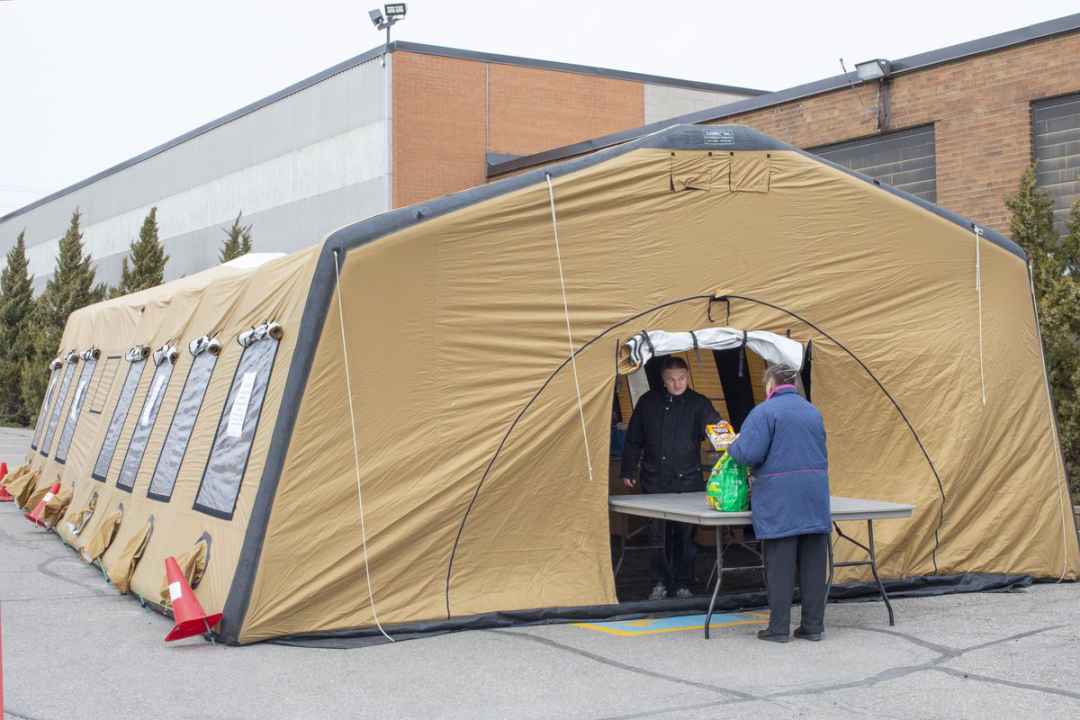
[727,364,831,643]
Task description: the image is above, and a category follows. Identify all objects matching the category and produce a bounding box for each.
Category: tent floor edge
[256,572,1032,649]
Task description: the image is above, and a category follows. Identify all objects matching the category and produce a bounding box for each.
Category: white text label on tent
[70,380,88,420]
[227,372,257,438]
[142,376,166,426]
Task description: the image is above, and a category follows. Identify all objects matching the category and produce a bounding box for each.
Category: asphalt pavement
[1,426,1078,720]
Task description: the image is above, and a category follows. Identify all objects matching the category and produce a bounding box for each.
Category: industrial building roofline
[1,42,765,224]
[488,12,1080,178]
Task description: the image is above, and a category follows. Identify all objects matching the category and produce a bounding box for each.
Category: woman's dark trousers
[763,533,829,635]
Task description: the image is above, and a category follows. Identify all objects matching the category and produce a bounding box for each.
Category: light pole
[369,4,407,44]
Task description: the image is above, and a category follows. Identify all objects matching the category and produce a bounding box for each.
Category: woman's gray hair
[764,363,800,389]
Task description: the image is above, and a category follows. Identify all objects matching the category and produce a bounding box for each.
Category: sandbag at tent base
[267,573,1035,648]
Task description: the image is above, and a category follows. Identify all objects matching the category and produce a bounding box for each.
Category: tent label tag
[704,129,734,145]
[227,372,257,438]
[70,380,88,420]
[142,376,166,426]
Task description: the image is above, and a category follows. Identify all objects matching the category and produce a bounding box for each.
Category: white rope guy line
[1027,259,1071,583]
[974,226,986,406]
[333,249,395,641]
[546,173,594,482]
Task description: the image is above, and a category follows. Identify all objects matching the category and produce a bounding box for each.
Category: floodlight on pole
[369,3,407,44]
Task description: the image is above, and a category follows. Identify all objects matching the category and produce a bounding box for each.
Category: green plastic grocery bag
[706,451,749,512]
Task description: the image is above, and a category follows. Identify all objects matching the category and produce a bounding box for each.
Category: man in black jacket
[620,356,722,600]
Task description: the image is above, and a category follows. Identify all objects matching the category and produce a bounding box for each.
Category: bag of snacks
[706,420,737,451]
[706,451,749,512]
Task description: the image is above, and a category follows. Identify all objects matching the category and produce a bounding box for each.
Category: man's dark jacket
[620,388,721,494]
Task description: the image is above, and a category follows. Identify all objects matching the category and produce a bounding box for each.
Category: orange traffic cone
[0,463,11,502]
[25,482,60,526]
[164,556,222,643]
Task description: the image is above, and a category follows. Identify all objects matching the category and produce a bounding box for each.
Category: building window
[809,124,937,203]
[193,328,280,520]
[92,349,149,481]
[1034,93,1080,237]
[55,353,99,464]
[147,345,218,503]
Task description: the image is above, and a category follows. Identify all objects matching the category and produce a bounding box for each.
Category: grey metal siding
[809,125,937,203]
[1034,93,1080,236]
[2,54,392,290]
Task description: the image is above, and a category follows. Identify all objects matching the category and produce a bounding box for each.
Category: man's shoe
[648,583,668,601]
[794,627,822,642]
[756,629,789,644]
[676,588,693,599]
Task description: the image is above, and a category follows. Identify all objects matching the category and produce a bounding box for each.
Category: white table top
[609,493,915,526]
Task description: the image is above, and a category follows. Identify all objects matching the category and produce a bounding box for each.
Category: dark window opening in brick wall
[1034,93,1080,238]
[809,125,937,204]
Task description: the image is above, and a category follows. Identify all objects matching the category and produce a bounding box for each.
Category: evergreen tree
[111,206,168,298]
[21,208,106,412]
[0,231,35,424]
[219,211,253,263]
[1004,167,1080,498]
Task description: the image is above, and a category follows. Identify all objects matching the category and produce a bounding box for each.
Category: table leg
[704,526,723,639]
[826,523,836,600]
[867,520,895,626]
[614,526,627,578]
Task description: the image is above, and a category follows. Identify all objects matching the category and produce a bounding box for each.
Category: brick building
[491,14,1080,238]
[0,43,760,289]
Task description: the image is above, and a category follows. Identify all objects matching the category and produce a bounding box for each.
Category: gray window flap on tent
[148,350,218,502]
[117,359,175,492]
[31,363,62,450]
[93,352,148,481]
[40,357,79,456]
[55,355,99,464]
[193,336,279,519]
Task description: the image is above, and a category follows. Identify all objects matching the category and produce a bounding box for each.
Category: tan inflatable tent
[8,124,1078,645]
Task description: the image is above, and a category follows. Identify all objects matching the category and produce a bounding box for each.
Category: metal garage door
[1034,93,1080,237]
[810,125,937,203]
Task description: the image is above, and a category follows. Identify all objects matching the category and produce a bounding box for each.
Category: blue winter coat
[726,386,831,539]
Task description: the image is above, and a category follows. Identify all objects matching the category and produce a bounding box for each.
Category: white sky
[1,0,1077,216]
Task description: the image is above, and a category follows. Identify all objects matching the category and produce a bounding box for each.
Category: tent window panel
[92,359,148,481]
[810,124,937,203]
[55,357,98,464]
[148,352,217,502]
[116,361,176,492]
[1034,93,1080,237]
[193,338,279,519]
[88,356,121,414]
[31,366,62,450]
[40,360,78,456]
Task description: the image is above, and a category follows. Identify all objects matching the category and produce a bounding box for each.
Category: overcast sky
[1,0,1077,215]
